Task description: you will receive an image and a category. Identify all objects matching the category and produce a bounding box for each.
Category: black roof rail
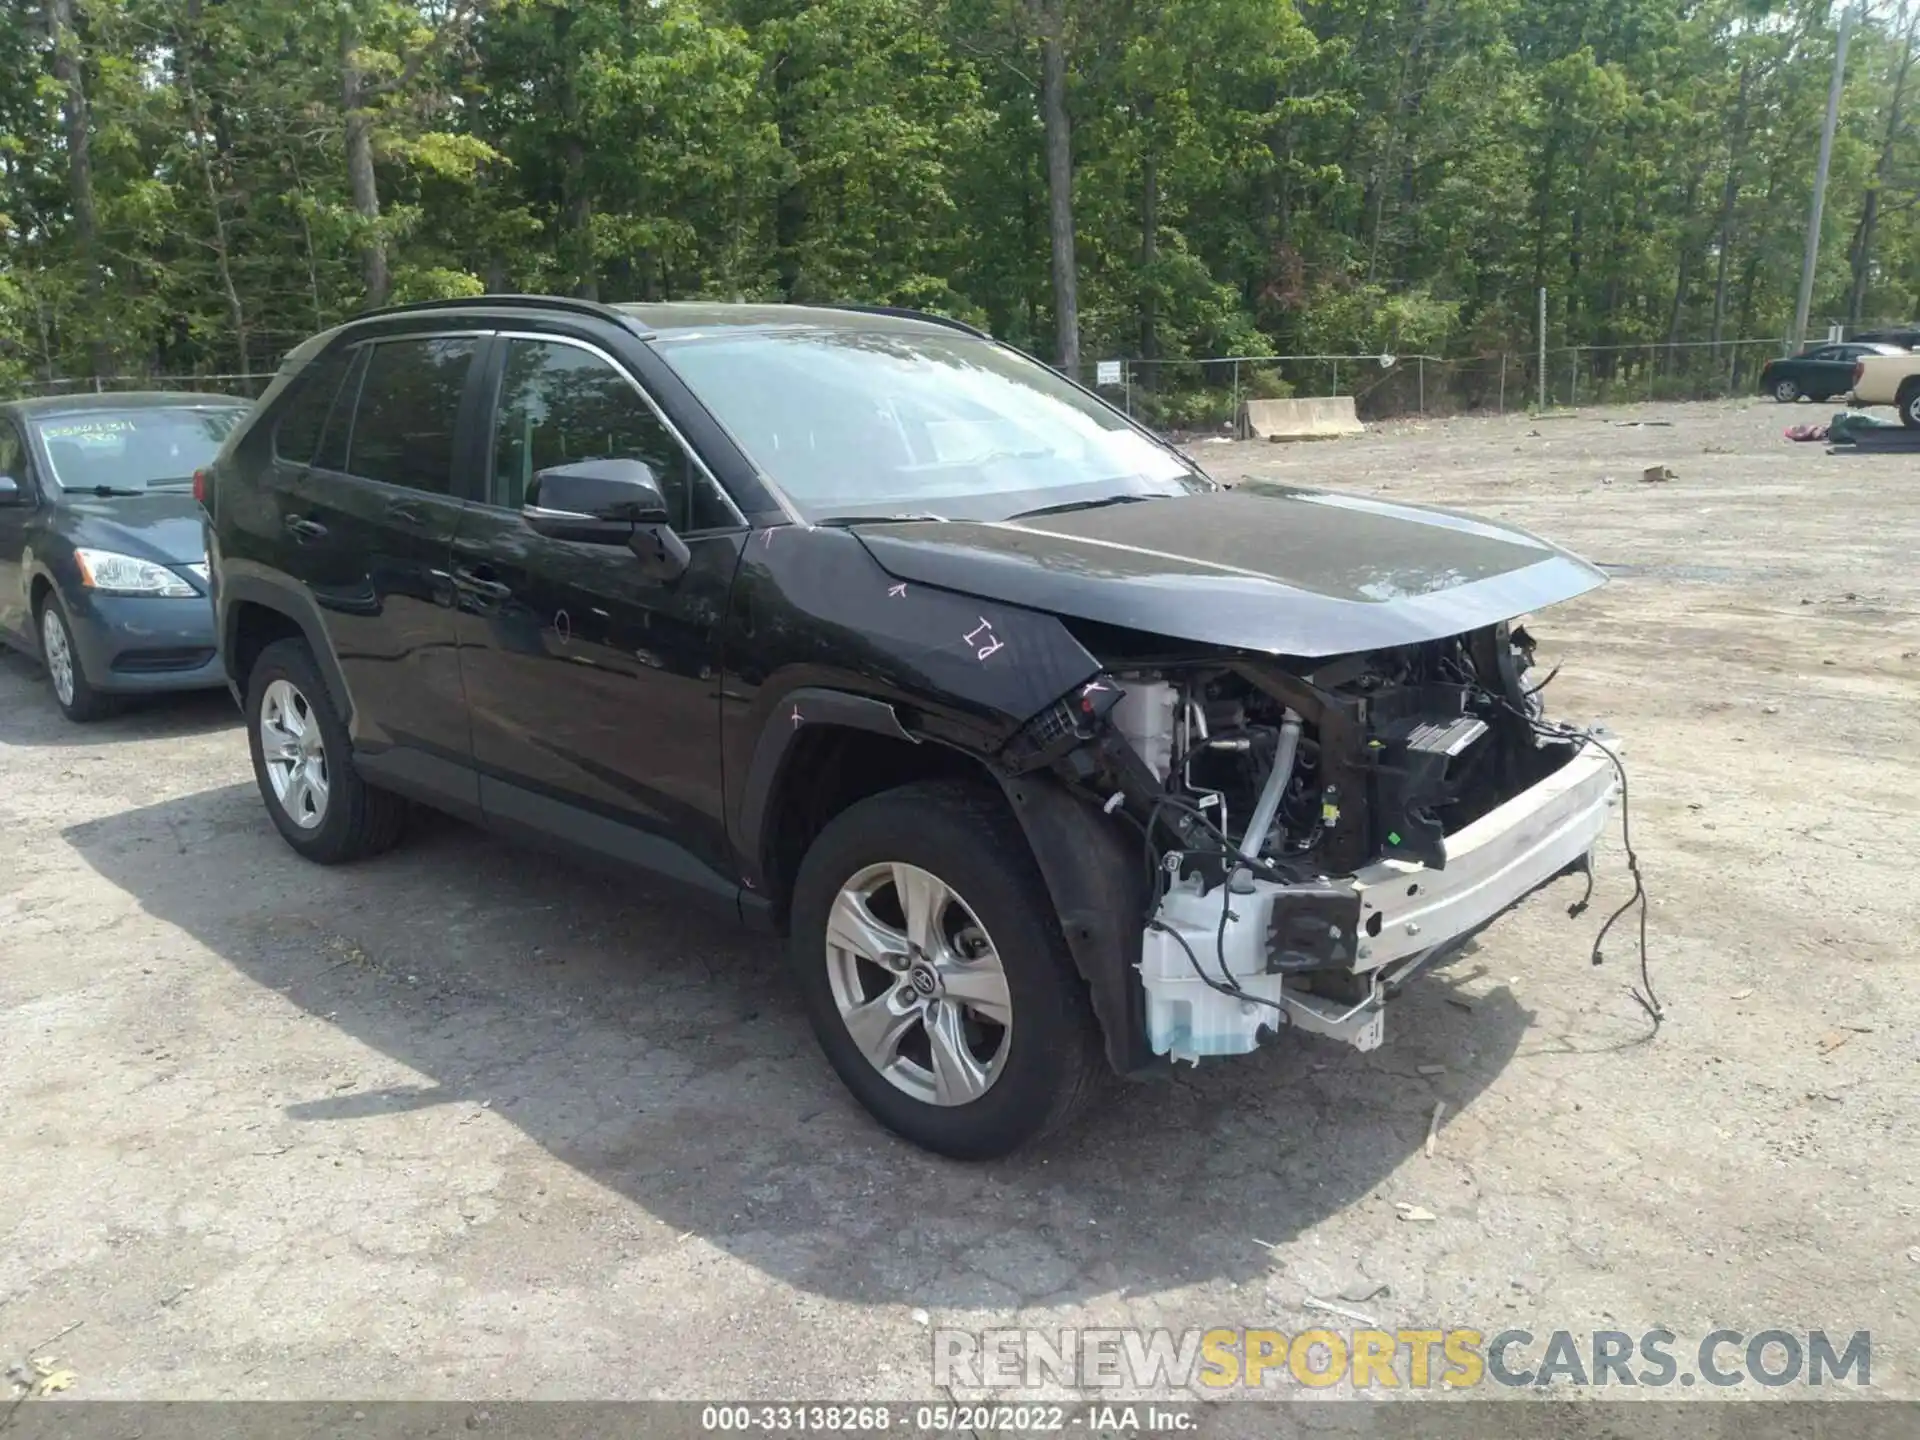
[347,293,653,336]
[818,304,990,339]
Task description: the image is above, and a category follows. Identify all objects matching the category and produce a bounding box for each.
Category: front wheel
[1899,382,1920,429]
[1771,378,1800,403]
[38,595,116,722]
[245,638,406,863]
[789,781,1103,1159]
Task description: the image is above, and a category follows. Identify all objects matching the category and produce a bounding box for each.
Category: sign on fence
[1096,360,1123,387]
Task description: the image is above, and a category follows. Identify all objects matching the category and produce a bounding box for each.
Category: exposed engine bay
[1002,619,1626,1063]
[1108,621,1575,875]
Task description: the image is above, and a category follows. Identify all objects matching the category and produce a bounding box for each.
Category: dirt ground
[2,397,1916,1412]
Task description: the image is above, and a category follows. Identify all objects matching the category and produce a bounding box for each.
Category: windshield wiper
[1006,494,1162,521]
[78,486,148,497]
[814,512,950,527]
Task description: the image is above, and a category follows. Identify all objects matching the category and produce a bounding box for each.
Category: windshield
[33,407,246,494]
[654,328,1211,521]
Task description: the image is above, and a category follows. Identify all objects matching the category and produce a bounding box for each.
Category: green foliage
[1292,281,1461,357]
[3,0,1918,386]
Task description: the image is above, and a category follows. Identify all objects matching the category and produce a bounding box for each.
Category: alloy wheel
[259,678,330,829]
[40,607,75,707]
[824,861,1013,1106]
[1773,379,1799,402]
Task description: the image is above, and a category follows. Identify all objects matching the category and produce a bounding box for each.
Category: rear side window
[343,337,478,494]
[273,350,352,466]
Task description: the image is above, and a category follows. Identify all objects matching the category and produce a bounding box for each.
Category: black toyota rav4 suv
[204,296,1622,1158]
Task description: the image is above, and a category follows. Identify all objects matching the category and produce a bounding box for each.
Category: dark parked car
[0,392,251,720]
[1848,326,1920,351]
[205,297,1621,1157]
[1758,342,1907,403]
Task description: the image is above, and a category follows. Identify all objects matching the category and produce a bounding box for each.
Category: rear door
[283,332,484,793]
[450,332,747,889]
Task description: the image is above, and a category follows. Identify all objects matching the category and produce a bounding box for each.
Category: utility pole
[1794,5,1855,350]
[1537,287,1547,409]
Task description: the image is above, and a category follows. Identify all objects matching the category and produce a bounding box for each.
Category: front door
[0,419,38,645]
[451,334,746,886]
[284,333,480,780]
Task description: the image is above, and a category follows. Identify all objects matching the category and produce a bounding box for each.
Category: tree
[43,0,106,374]
[7,0,1920,392]
[1846,2,1918,325]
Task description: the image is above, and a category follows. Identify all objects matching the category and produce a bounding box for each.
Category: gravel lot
[2,397,1916,1411]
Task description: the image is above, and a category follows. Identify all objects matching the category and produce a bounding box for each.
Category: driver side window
[0,425,24,492]
[489,338,735,531]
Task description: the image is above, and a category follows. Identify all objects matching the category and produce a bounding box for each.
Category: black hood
[57,492,206,565]
[850,482,1606,657]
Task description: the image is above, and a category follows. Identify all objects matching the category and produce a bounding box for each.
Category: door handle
[386,501,427,526]
[284,515,327,541]
[452,566,513,602]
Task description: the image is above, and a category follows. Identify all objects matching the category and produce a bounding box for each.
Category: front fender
[23,539,84,618]
[731,684,921,877]
[727,525,1102,735]
[721,524,1103,869]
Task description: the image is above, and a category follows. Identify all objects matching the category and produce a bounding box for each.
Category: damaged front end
[1001,621,1620,1065]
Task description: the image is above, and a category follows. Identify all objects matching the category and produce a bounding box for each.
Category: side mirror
[0,476,22,507]
[526,458,670,533]
[522,458,689,580]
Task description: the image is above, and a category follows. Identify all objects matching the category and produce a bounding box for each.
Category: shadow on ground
[0,649,239,747]
[62,780,1532,1309]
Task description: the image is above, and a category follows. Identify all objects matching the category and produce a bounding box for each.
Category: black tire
[789,780,1103,1159]
[36,593,118,722]
[1899,381,1920,430]
[244,637,405,864]
[1771,378,1800,403]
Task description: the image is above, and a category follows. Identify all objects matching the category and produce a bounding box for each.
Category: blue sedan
[0,392,252,721]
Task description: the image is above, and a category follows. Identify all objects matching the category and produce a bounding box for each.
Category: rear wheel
[789,781,1103,1159]
[245,638,405,863]
[37,595,116,722]
[1899,381,1920,429]
[1771,378,1800,403]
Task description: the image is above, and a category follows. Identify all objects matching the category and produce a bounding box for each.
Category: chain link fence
[1079,338,1798,432]
[0,334,1848,429]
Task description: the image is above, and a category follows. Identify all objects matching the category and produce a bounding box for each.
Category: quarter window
[344,337,478,494]
[314,347,368,474]
[489,338,733,531]
[273,350,352,466]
